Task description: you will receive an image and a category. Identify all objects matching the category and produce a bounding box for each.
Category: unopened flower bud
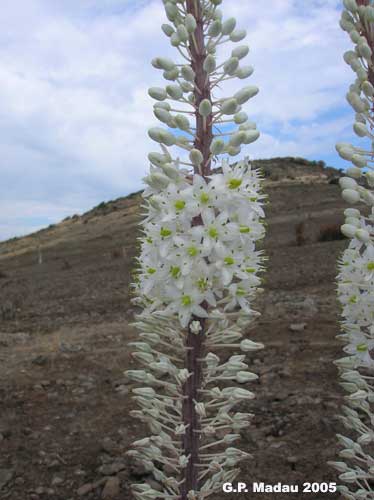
[190,148,204,166]
[203,54,216,73]
[177,24,189,42]
[230,29,247,42]
[161,24,174,37]
[211,138,225,154]
[148,87,167,101]
[236,66,254,79]
[221,17,236,36]
[234,85,259,104]
[208,20,222,37]
[240,339,264,352]
[199,99,212,117]
[353,122,368,137]
[224,57,239,75]
[342,188,360,204]
[221,98,238,115]
[185,13,197,33]
[181,65,195,82]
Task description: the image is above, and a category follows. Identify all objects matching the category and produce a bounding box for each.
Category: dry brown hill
[0,157,351,500]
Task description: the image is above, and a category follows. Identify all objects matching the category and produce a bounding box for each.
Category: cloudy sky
[0,0,354,241]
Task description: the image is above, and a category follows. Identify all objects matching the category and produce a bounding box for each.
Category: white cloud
[0,0,353,240]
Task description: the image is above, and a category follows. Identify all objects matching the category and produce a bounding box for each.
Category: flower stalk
[128,0,265,498]
[332,1,374,499]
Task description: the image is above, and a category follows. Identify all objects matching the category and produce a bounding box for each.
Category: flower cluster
[136,159,265,328]
[331,1,374,498]
[128,0,265,498]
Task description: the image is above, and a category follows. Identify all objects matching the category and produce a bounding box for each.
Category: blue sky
[0,0,356,241]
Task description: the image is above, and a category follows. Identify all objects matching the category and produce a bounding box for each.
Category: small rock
[0,469,14,489]
[115,385,129,395]
[128,457,153,477]
[51,476,64,486]
[35,487,45,494]
[98,462,126,476]
[32,355,48,366]
[77,483,93,496]
[101,438,118,455]
[101,477,120,499]
[14,477,25,485]
[289,323,307,332]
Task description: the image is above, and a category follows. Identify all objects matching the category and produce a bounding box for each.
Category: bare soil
[0,158,351,499]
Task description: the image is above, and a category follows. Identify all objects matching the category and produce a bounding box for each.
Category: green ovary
[367,262,374,271]
[245,267,255,273]
[160,227,172,237]
[228,178,242,189]
[170,266,181,278]
[200,192,210,204]
[147,268,156,275]
[224,256,234,265]
[209,227,218,238]
[239,225,251,233]
[188,246,198,256]
[181,295,192,306]
[197,277,208,291]
[356,344,368,352]
[174,200,186,211]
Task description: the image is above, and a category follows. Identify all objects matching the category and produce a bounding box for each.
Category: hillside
[0,157,352,500]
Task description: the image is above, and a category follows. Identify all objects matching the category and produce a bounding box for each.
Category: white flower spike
[129,1,265,498]
[334,2,374,498]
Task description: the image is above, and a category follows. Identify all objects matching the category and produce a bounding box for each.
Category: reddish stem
[180,1,213,498]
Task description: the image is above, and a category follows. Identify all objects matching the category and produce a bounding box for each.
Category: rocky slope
[0,158,352,499]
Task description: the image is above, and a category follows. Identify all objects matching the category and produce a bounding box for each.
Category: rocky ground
[0,158,352,499]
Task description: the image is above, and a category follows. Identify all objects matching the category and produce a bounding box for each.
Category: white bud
[243,130,260,144]
[362,80,374,97]
[224,57,239,75]
[221,98,238,115]
[353,122,368,137]
[351,153,367,167]
[230,29,246,42]
[341,224,357,238]
[232,45,249,60]
[163,67,179,81]
[133,387,156,399]
[203,54,216,73]
[165,2,178,21]
[236,371,258,383]
[151,57,175,71]
[190,149,204,166]
[355,229,370,242]
[161,24,174,37]
[210,138,225,154]
[221,17,236,36]
[339,177,357,190]
[234,111,248,124]
[343,0,358,13]
[166,84,183,100]
[342,188,360,204]
[185,14,197,33]
[208,20,222,37]
[234,85,259,104]
[175,114,190,131]
[170,32,181,46]
[240,339,264,352]
[154,107,172,124]
[176,24,189,42]
[236,66,254,79]
[229,131,246,147]
[148,127,175,146]
[148,87,167,101]
[199,99,212,117]
[346,167,362,178]
[344,208,360,218]
[181,65,195,82]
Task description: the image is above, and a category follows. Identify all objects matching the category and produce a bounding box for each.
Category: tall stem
[181,1,213,498]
